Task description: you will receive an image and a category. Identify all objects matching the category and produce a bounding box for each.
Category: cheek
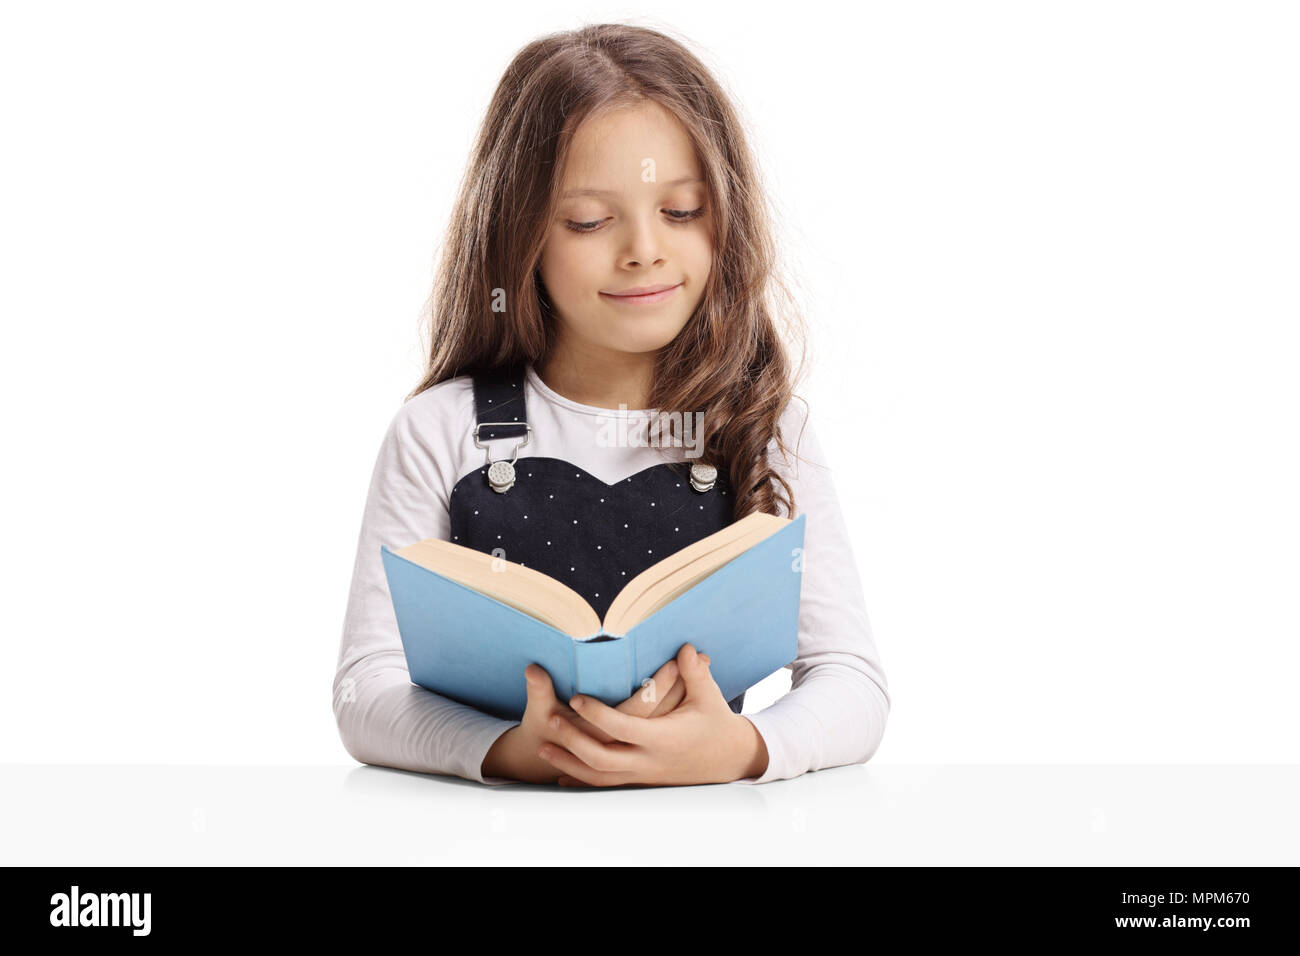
[540,236,600,298]
[685,234,713,284]
[680,222,713,261]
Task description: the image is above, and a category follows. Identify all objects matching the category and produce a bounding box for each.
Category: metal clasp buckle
[472,422,531,493]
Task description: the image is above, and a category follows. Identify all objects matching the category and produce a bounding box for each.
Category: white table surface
[4,764,1296,866]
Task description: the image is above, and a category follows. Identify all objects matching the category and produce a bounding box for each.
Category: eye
[563,206,707,234]
[564,218,607,234]
[665,206,706,224]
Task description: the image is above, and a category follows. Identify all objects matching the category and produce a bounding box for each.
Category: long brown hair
[407,23,811,519]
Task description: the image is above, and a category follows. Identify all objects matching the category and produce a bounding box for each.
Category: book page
[603,512,788,633]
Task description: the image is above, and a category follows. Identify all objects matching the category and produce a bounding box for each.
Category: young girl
[332,23,890,787]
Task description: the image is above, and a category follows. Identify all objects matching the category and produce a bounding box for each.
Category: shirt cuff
[465,720,523,785]
[732,711,791,785]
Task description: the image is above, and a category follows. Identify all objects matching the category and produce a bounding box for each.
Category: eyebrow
[559,176,705,199]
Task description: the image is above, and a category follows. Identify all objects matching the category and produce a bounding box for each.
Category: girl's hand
[564,652,702,744]
[540,644,767,787]
[483,655,700,783]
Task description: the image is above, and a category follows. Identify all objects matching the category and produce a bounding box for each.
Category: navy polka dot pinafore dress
[447,362,748,715]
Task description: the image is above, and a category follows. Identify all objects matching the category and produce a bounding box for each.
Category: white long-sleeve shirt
[332,363,891,784]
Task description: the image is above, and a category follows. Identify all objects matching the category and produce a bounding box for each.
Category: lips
[599,282,683,304]
[602,283,680,296]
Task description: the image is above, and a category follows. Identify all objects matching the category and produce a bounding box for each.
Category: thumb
[677,644,716,698]
[524,663,558,709]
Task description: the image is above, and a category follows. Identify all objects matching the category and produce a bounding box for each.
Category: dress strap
[471,362,528,440]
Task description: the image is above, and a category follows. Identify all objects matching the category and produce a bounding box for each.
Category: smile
[599,282,683,305]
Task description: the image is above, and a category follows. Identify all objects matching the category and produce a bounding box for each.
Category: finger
[537,742,623,787]
[528,664,588,721]
[527,664,595,736]
[568,692,662,748]
[568,713,617,745]
[617,654,696,718]
[648,673,687,717]
[620,659,679,717]
[524,663,560,708]
[546,711,641,773]
[650,653,703,715]
[677,644,724,703]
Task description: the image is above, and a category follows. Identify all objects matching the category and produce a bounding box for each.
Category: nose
[619,215,666,268]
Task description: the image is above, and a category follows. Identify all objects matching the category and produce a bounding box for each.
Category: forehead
[559,101,702,197]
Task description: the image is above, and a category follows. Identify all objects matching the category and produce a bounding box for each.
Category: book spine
[572,630,634,705]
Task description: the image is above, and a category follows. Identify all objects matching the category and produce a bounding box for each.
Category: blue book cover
[380,514,806,721]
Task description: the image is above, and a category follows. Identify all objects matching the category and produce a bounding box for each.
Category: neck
[535,343,657,411]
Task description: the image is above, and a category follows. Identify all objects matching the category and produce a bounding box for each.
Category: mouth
[599,282,683,305]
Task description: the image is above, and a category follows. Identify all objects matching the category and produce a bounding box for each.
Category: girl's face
[538,100,713,358]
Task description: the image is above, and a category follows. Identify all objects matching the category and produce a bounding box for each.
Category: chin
[596,333,679,356]
[613,317,689,348]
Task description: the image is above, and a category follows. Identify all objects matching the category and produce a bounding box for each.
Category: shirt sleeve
[331,399,523,785]
[732,401,892,784]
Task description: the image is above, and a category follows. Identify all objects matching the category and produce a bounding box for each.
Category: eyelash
[564,206,706,234]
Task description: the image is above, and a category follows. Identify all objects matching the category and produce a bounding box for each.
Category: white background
[2,0,1296,768]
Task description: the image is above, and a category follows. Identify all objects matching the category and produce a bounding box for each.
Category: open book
[380,511,807,721]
